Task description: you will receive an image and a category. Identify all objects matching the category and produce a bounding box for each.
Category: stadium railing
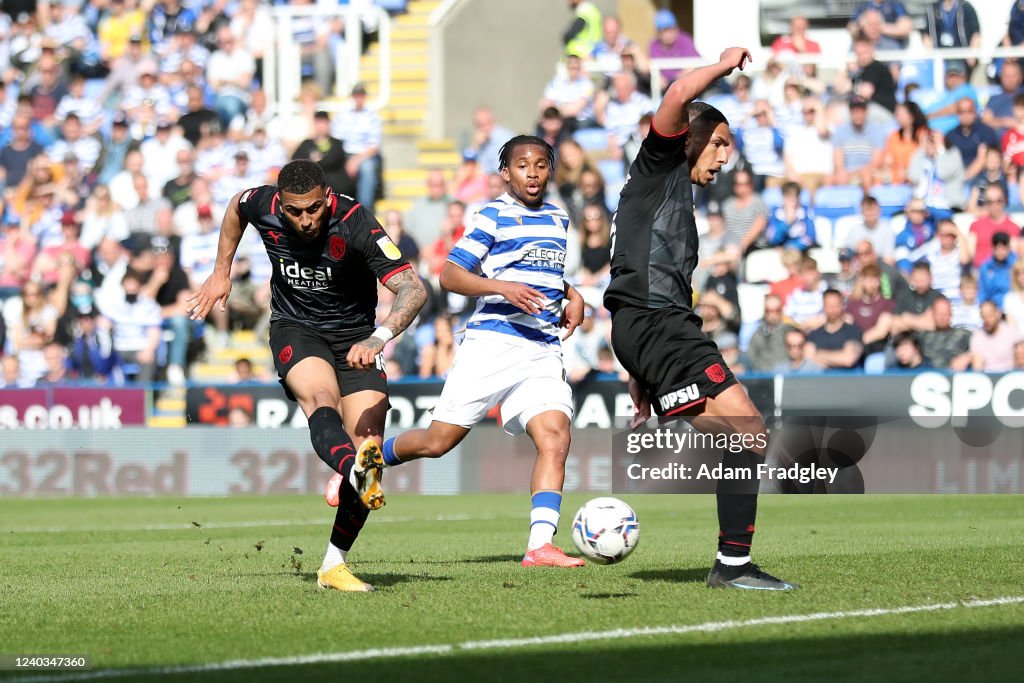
[645,46,1024,98]
[263,3,393,117]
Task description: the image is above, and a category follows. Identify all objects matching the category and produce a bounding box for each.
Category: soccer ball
[570,497,639,565]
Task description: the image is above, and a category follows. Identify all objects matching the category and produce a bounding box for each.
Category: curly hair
[277,159,326,195]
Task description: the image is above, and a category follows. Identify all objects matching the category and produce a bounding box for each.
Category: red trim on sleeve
[380,263,412,284]
[270,192,279,214]
[342,203,362,221]
[649,121,689,140]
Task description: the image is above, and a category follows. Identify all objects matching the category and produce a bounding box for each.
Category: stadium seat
[813,215,834,251]
[743,249,788,284]
[872,184,913,217]
[761,186,784,209]
[908,88,942,110]
[573,127,611,152]
[1010,183,1023,212]
[812,185,863,221]
[898,60,936,95]
[809,246,840,275]
[373,0,408,11]
[737,282,770,323]
[597,158,626,186]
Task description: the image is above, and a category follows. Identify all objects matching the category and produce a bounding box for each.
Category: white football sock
[322,542,347,571]
[527,507,560,550]
[716,552,751,566]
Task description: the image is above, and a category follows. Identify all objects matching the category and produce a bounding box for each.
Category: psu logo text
[658,384,700,412]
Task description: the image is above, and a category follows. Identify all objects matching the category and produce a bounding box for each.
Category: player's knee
[536,434,570,465]
[309,388,339,411]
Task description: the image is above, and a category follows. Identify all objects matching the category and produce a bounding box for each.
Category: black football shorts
[610,305,737,416]
[269,319,388,401]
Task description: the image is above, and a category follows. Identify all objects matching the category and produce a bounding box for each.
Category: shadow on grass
[580,592,637,600]
[627,568,708,584]
[143,624,1024,683]
[399,554,524,565]
[292,572,453,588]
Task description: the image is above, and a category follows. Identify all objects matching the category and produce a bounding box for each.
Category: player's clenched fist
[719,47,752,73]
[347,337,384,370]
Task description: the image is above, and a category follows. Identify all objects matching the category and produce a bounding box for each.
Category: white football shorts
[431,330,574,435]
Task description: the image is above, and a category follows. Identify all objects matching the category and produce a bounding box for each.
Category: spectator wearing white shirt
[595,71,653,151]
[205,25,255,126]
[911,220,971,303]
[836,195,895,263]
[332,83,382,211]
[141,119,192,190]
[108,149,152,210]
[124,174,172,238]
[784,256,828,332]
[239,125,286,183]
[54,75,103,135]
[46,113,101,176]
[539,54,597,129]
[212,150,261,207]
[784,97,833,194]
[80,185,130,251]
[123,67,176,138]
[180,204,230,346]
[98,269,162,383]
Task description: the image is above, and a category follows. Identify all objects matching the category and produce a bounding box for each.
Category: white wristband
[371,327,394,344]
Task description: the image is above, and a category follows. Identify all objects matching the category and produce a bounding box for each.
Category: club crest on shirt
[328,235,346,260]
[375,235,401,260]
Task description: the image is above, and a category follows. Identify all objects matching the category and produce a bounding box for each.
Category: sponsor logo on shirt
[277,258,333,290]
[376,235,402,260]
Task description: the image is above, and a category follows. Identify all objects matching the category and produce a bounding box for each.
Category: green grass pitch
[1,494,1022,682]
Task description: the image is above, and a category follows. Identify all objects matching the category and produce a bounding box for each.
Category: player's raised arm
[653,47,752,136]
[186,191,249,320]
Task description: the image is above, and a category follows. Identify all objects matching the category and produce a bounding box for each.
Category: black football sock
[309,406,357,477]
[716,448,760,559]
[330,483,370,551]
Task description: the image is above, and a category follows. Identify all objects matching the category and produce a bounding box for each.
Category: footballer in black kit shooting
[187,159,427,592]
[604,48,799,591]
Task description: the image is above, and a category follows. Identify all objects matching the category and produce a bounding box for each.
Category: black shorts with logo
[610,305,737,416]
[269,319,388,402]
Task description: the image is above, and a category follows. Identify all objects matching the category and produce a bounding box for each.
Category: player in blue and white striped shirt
[381,136,588,567]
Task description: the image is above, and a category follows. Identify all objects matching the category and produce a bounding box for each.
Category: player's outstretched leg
[694,386,799,590]
[520,411,584,568]
[381,421,471,467]
[318,483,374,592]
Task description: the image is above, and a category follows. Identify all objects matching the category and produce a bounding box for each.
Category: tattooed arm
[346,268,428,370]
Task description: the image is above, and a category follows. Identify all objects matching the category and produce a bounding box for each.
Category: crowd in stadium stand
[4,0,1024,389]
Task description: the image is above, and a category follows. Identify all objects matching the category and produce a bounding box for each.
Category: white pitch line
[9,595,1023,683]
[3,514,505,534]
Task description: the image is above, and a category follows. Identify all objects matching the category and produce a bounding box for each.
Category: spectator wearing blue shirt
[849,1,913,50]
[764,182,817,251]
[924,1,981,76]
[978,232,1017,308]
[944,97,999,182]
[983,60,1024,135]
[894,199,937,272]
[832,97,887,187]
[1003,1,1024,47]
[924,62,979,135]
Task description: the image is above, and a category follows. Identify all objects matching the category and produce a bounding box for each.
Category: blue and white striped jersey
[448,193,570,346]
